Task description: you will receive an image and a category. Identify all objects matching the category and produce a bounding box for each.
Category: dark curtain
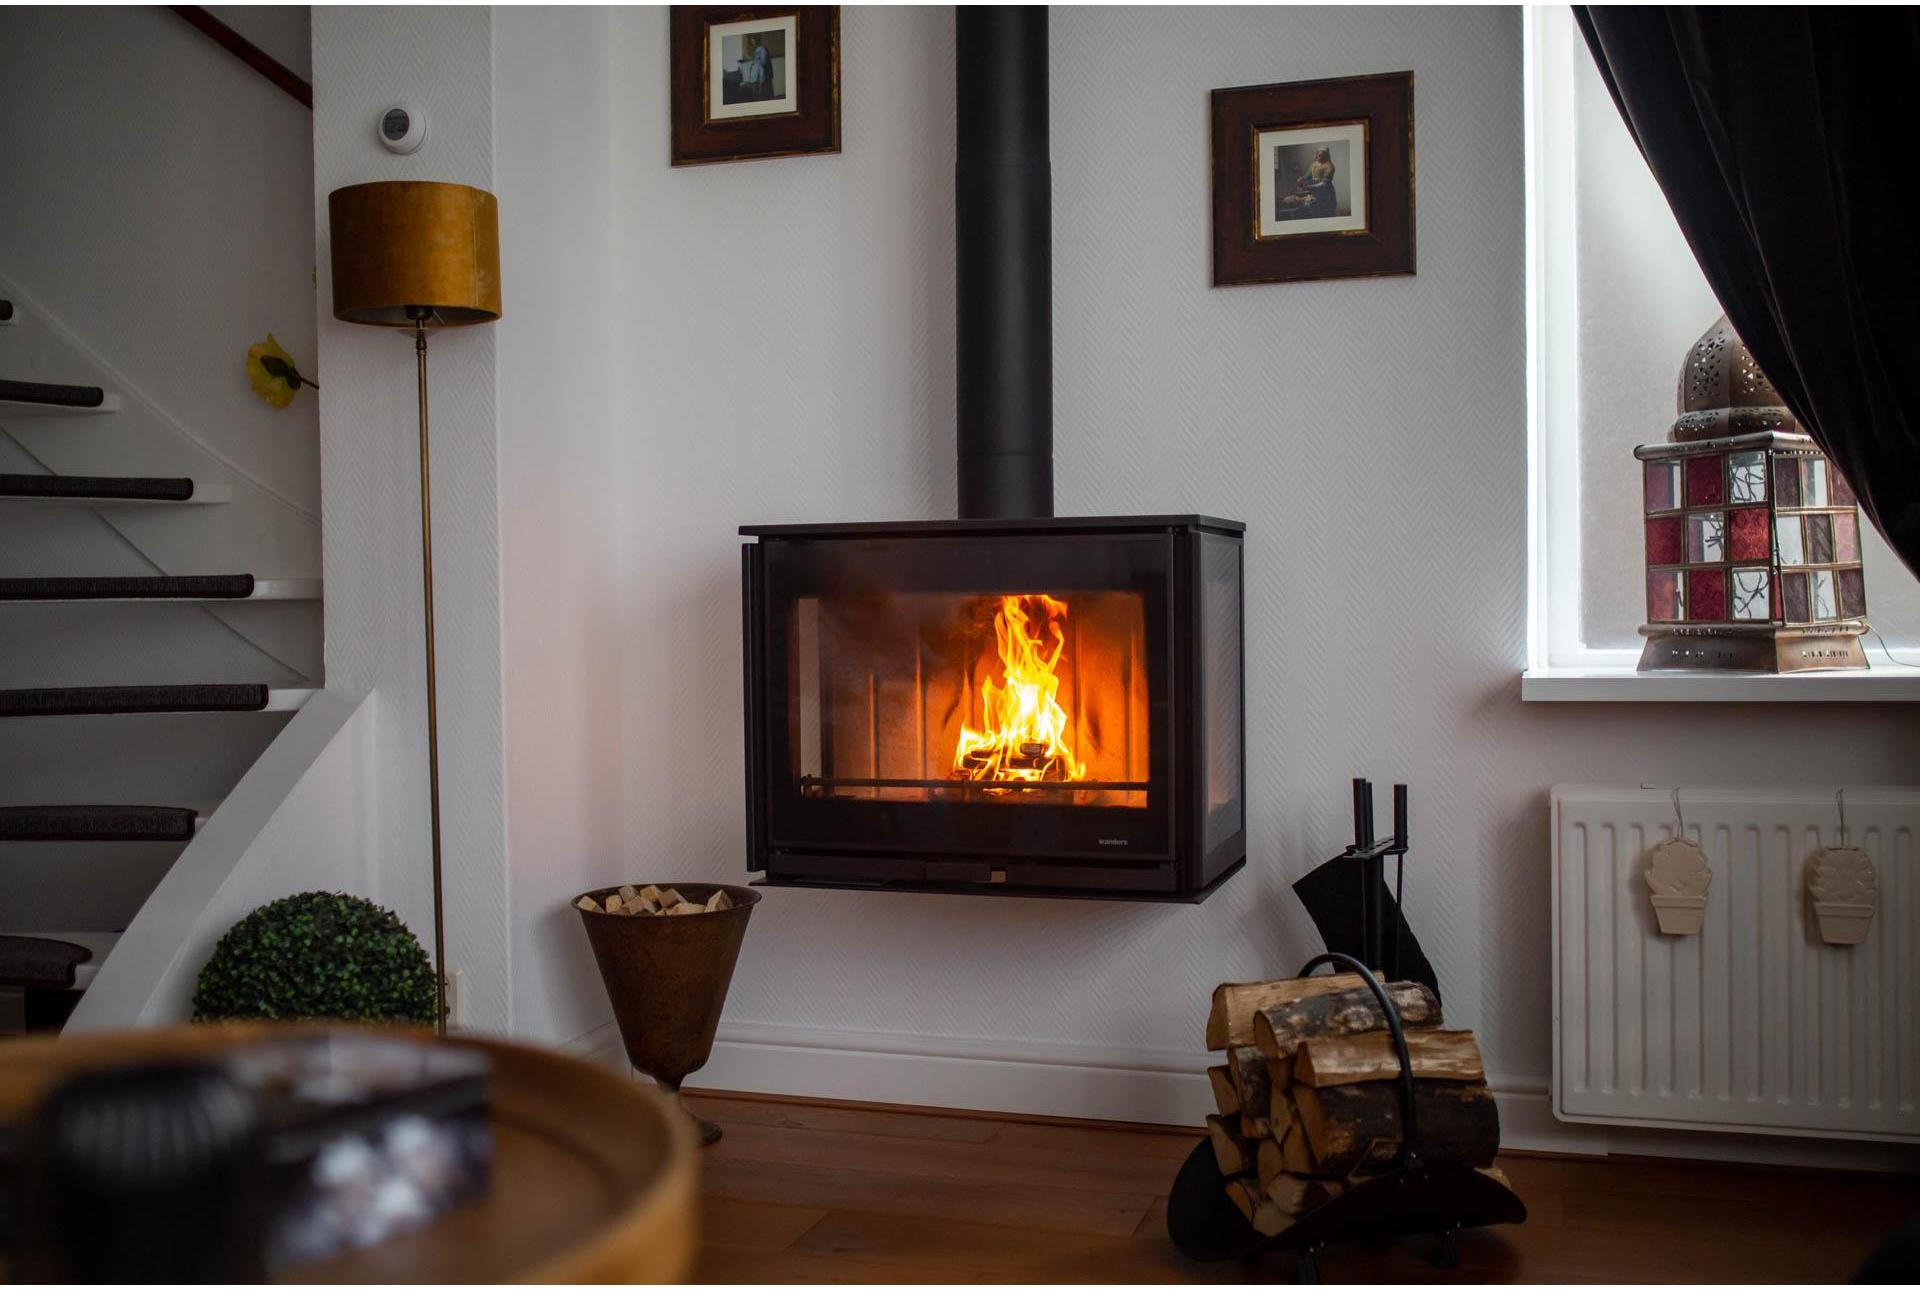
[1574,6,1920,578]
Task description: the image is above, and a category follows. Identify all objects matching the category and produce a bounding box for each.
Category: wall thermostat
[378,103,427,155]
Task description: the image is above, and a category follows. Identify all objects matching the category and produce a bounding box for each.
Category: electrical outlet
[445,968,466,1030]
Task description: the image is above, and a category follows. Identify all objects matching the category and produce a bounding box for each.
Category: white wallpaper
[590,5,1920,1094]
[312,6,1920,1111]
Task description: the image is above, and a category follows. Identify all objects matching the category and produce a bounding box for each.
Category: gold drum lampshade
[328,180,502,327]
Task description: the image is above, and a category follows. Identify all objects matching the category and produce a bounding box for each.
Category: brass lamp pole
[327,181,502,1033]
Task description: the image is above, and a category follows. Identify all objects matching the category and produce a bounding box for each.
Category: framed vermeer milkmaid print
[1210,71,1414,285]
[670,6,841,165]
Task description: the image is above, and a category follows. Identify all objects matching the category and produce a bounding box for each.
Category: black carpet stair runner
[0,574,255,600]
[0,473,196,502]
[0,935,93,989]
[0,377,108,409]
[0,684,270,717]
[0,805,198,842]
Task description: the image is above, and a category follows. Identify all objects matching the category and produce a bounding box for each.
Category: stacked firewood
[1203,972,1504,1237]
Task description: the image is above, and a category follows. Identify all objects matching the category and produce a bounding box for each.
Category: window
[1524,8,1920,688]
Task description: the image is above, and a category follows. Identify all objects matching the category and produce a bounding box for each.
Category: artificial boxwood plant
[192,891,437,1024]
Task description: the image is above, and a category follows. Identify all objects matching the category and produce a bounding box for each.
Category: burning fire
[952,594,1086,784]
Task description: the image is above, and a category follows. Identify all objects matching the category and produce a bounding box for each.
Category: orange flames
[952,594,1086,784]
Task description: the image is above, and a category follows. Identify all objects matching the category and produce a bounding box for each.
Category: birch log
[1294,1029,1484,1088]
[1206,973,1366,1049]
[1252,981,1442,1060]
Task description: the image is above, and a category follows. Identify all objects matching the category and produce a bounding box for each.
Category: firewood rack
[1166,954,1526,1281]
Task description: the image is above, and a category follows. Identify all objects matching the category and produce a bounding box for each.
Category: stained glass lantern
[1635,315,1868,672]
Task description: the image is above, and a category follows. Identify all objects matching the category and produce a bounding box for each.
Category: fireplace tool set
[1166,780,1526,1280]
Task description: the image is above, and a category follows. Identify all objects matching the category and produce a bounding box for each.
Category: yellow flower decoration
[246,333,317,409]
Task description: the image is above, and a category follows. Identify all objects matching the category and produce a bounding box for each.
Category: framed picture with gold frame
[670,6,840,165]
[1210,71,1414,285]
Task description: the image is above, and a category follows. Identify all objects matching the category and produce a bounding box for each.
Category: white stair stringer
[0,272,320,682]
[66,689,371,1030]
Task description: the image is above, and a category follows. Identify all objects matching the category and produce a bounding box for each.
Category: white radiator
[1552,785,1919,1141]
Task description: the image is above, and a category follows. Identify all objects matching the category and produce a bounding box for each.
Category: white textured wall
[495,7,628,1039]
[579,5,1920,1100]
[311,5,510,1030]
[305,6,1920,1116]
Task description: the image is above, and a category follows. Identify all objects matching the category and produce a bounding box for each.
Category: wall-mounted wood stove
[742,516,1244,899]
[738,10,1246,900]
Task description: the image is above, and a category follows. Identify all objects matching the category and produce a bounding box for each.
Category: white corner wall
[310,5,510,1030]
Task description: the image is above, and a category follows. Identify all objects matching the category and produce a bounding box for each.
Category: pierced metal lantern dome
[1671,314,1804,442]
[1635,314,1869,673]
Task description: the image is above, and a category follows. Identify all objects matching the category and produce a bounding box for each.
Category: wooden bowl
[0,1023,697,1283]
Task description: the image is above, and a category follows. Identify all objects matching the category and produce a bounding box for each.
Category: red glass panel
[1805,513,1834,564]
[1728,507,1770,561]
[1647,571,1684,622]
[1831,468,1857,507]
[1687,568,1726,621]
[1772,457,1801,507]
[1833,511,1859,562]
[1838,567,1866,618]
[1782,571,1810,623]
[1685,454,1725,507]
[1643,461,1679,512]
[1645,515,1684,566]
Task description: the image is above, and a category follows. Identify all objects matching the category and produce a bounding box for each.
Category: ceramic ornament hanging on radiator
[1806,845,1877,945]
[1645,837,1711,935]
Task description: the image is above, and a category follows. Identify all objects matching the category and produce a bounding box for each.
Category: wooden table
[0,1024,696,1282]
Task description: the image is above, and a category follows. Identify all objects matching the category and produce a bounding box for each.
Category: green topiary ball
[192,891,438,1024]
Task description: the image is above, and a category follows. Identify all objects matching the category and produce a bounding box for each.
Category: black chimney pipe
[955,6,1052,519]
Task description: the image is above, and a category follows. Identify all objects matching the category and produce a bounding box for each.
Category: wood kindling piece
[1206,972,1365,1049]
[1207,1064,1239,1116]
[1195,966,1507,1247]
[1206,1114,1253,1177]
[1226,1177,1295,1237]
[1292,1080,1499,1175]
[1293,1028,1484,1088]
[1252,979,1441,1059]
[1224,1044,1271,1109]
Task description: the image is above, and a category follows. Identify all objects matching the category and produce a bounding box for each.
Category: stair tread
[0,575,320,602]
[0,683,287,717]
[0,473,209,504]
[0,804,199,842]
[0,377,111,409]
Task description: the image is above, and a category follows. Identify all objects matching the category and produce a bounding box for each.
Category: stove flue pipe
[955,6,1053,519]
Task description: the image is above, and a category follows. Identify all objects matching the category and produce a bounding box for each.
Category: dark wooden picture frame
[1210,71,1414,286]
[670,6,840,166]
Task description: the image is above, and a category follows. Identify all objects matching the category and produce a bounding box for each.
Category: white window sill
[1523,663,1920,702]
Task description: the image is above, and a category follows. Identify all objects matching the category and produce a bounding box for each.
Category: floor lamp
[327,181,502,1033]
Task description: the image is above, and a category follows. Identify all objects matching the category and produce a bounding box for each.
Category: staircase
[0,292,323,1033]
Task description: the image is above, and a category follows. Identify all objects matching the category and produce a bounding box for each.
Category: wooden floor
[684,1091,1920,1283]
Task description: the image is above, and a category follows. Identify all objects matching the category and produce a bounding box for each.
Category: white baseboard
[562,1018,1920,1172]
